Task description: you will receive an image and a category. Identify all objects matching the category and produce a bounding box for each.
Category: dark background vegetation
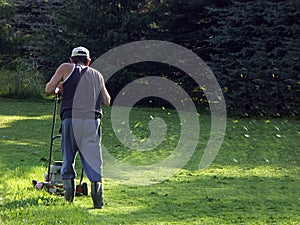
[0,0,299,117]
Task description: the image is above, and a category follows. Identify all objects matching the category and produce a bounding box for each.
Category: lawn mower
[33,89,88,196]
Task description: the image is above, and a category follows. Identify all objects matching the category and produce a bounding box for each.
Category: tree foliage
[0,0,298,116]
[206,0,299,116]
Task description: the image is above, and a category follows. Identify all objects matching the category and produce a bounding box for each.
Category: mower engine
[45,161,63,185]
[37,161,64,194]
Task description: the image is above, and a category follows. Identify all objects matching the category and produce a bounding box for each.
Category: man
[45,46,111,209]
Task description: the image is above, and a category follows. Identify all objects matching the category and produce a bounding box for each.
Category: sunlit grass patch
[0,115,52,128]
[0,139,46,147]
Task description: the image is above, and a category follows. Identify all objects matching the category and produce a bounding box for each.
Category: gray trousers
[60,118,102,182]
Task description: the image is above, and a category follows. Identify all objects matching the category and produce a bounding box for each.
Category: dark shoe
[91,182,103,209]
[63,179,75,202]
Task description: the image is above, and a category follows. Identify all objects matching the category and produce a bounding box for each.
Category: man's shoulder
[57,63,74,80]
[59,63,74,73]
[88,67,103,76]
[88,66,100,73]
[60,63,74,68]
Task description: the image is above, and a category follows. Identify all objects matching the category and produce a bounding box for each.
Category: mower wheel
[82,182,88,196]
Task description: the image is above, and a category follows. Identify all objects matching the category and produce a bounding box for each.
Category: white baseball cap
[71,46,90,58]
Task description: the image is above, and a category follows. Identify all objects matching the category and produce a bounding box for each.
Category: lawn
[0,97,299,224]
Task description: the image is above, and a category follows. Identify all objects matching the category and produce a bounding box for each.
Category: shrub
[0,58,44,99]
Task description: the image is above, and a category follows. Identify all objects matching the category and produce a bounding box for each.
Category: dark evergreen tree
[206,0,299,116]
[34,0,150,78]
[125,0,224,107]
[0,0,52,69]
[0,1,19,67]
[147,0,224,60]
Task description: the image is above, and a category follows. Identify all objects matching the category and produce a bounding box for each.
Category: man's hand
[56,81,64,94]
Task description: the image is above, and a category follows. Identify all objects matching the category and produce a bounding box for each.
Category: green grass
[0,97,299,224]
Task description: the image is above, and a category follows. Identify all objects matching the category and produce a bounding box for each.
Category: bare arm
[101,85,111,106]
[99,75,111,106]
[45,63,73,95]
